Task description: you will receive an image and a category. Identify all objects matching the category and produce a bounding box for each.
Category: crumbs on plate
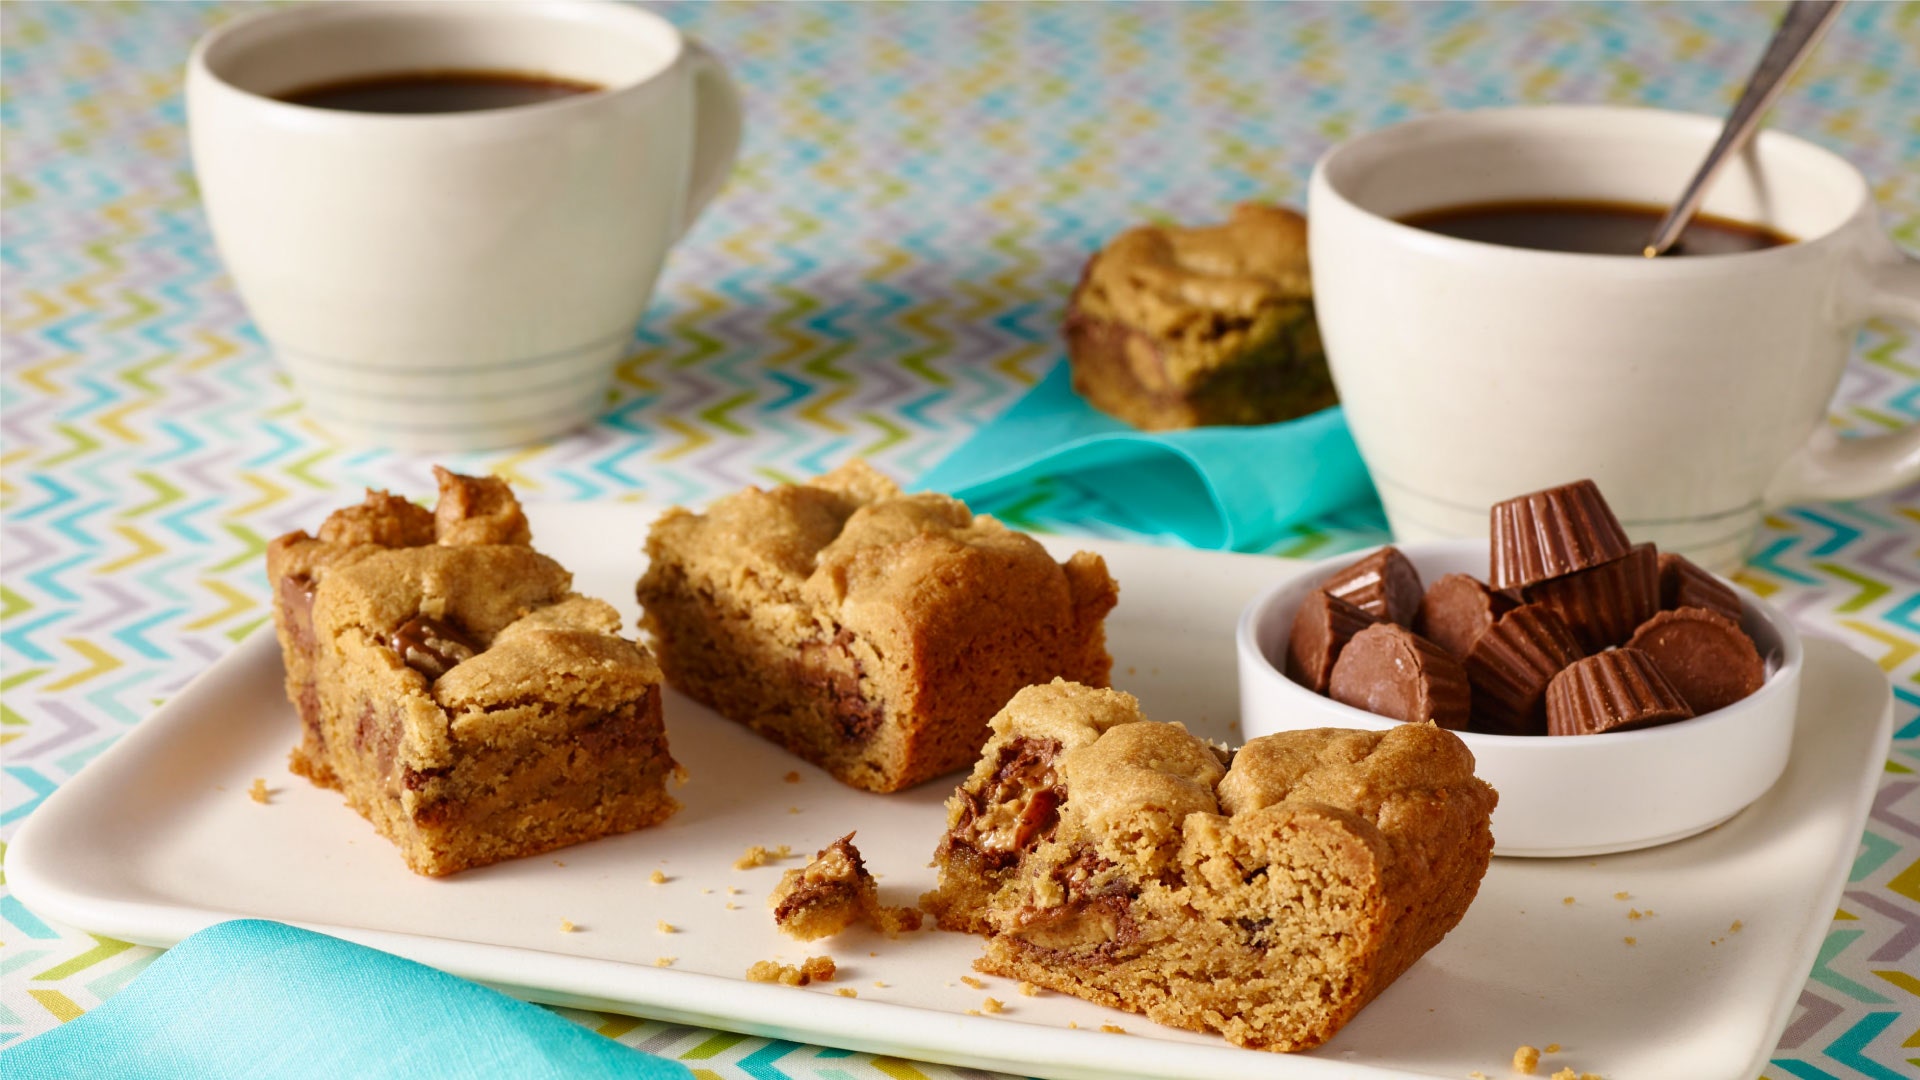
[745,956,835,986]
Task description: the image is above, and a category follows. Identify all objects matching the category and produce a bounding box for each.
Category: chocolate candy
[1522,542,1659,653]
[1285,591,1380,693]
[1328,623,1472,730]
[1626,607,1765,714]
[1464,604,1585,736]
[1657,552,1743,623]
[1545,648,1694,736]
[1416,572,1516,660]
[1490,479,1632,591]
[1322,546,1423,627]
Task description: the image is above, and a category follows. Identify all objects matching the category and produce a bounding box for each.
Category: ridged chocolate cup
[1627,606,1765,714]
[1657,552,1743,623]
[1328,623,1472,730]
[1464,604,1585,736]
[1323,546,1423,628]
[1490,479,1632,591]
[1523,542,1659,652]
[1545,648,1694,736]
[1415,572,1515,661]
[1284,590,1379,693]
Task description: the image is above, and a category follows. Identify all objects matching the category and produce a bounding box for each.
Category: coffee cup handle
[677,41,743,241]
[1763,241,1920,508]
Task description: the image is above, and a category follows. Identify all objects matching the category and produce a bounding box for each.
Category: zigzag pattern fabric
[2,3,1917,1077]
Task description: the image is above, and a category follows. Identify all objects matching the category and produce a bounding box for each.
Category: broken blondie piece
[768,833,922,941]
[266,468,679,876]
[923,679,1497,1051]
[636,460,1117,792]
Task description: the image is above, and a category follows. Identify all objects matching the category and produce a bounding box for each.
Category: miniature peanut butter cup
[1328,623,1472,730]
[1322,546,1423,627]
[1657,552,1743,623]
[1416,572,1516,661]
[1626,606,1765,714]
[1546,648,1694,736]
[1285,590,1380,693]
[1490,479,1633,591]
[1522,542,1659,653]
[1464,604,1585,736]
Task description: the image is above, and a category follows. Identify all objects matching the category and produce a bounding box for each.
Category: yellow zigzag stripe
[185,580,256,631]
[33,935,131,980]
[1839,619,1920,673]
[44,639,123,692]
[27,988,83,1024]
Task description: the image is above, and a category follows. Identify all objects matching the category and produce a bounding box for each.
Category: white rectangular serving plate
[9,503,1894,1080]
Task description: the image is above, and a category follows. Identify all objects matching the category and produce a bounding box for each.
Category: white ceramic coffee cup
[187,1,742,451]
[1308,106,1920,572]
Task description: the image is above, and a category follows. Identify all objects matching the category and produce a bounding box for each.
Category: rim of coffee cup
[1309,104,1876,270]
[189,0,688,123]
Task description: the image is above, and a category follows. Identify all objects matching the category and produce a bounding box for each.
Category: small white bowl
[1236,539,1801,857]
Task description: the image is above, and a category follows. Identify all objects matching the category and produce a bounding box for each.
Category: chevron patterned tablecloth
[4,2,1917,1077]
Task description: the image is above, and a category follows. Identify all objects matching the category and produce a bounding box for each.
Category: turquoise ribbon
[915,362,1378,550]
[2,920,688,1080]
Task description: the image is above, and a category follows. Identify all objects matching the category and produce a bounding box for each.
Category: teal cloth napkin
[913,361,1378,550]
[2,920,688,1080]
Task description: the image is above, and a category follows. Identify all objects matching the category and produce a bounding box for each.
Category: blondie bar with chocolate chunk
[636,460,1117,793]
[266,468,678,876]
[1063,203,1336,431]
[923,680,1497,1052]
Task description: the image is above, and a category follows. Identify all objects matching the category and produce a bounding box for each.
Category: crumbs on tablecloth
[248,778,270,804]
[1513,1045,1540,1074]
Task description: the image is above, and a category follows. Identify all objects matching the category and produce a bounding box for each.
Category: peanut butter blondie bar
[636,461,1117,793]
[1063,203,1336,430]
[924,680,1496,1051]
[266,468,678,876]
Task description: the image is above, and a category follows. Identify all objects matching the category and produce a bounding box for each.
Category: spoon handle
[1643,0,1846,257]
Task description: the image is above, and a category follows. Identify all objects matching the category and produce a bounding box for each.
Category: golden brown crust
[265,469,677,876]
[637,460,1117,792]
[1063,204,1334,431]
[925,680,1497,1052]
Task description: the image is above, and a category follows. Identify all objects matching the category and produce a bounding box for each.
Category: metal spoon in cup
[1643,0,1846,258]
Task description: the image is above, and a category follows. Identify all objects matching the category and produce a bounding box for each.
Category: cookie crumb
[1627,908,1642,920]
[1513,1045,1540,1074]
[248,778,270,804]
[964,1009,980,1016]
[654,956,675,967]
[1545,1043,1562,1054]
[744,956,836,986]
[657,920,677,934]
[981,996,1003,1014]
[1613,891,1630,900]
[1018,981,1039,997]
[872,980,887,989]
[558,919,577,933]
[728,887,743,895]
[1469,1073,1489,1080]
[775,844,793,858]
[836,988,857,998]
[1624,936,1636,945]
[784,771,801,783]
[649,869,668,885]
[788,806,800,814]
[1551,1071,1577,1080]
[1100,1024,1127,1034]
[961,975,986,990]
[1562,896,1575,906]
[735,845,771,869]
[1730,919,1743,933]
[553,859,566,867]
